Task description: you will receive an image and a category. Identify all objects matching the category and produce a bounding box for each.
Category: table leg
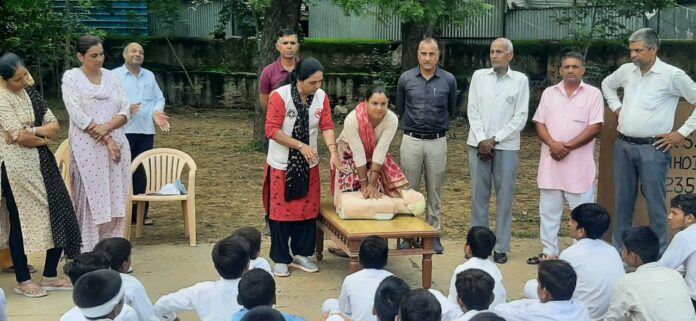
[350,257,360,273]
[315,225,324,261]
[422,254,433,289]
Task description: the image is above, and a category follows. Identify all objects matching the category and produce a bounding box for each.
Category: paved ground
[4,237,572,320]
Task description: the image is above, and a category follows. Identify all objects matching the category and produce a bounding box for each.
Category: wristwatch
[297,142,304,150]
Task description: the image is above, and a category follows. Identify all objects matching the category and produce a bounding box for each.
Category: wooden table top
[319,201,439,238]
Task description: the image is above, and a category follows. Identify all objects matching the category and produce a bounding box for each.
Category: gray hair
[122,42,142,54]
[492,38,514,53]
[560,52,584,66]
[629,28,660,49]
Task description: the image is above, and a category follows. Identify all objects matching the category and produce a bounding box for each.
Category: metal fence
[308,0,696,40]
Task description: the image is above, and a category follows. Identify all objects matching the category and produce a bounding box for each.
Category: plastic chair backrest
[130,148,197,195]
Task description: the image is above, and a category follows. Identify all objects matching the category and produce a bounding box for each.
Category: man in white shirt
[154,235,250,321]
[447,226,506,308]
[467,38,530,264]
[495,260,589,321]
[605,226,696,321]
[601,28,696,253]
[323,236,393,321]
[658,193,696,311]
[452,268,495,321]
[113,42,169,226]
[523,204,624,321]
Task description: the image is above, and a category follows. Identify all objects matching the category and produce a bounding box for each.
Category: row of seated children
[321,198,696,321]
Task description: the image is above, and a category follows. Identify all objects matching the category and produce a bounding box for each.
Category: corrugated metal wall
[308,0,695,40]
[53,0,148,35]
[149,0,235,38]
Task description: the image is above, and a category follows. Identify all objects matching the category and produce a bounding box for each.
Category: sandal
[527,253,547,265]
[143,218,155,226]
[40,277,73,291]
[14,281,47,298]
[2,264,37,274]
[328,247,349,258]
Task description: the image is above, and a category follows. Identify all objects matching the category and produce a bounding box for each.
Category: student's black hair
[76,35,103,55]
[93,237,132,272]
[63,250,112,284]
[398,288,441,321]
[622,226,660,263]
[73,269,123,320]
[240,306,285,321]
[537,260,577,301]
[364,85,389,102]
[359,235,389,269]
[238,269,276,309]
[570,203,611,239]
[212,235,250,279]
[232,227,263,260]
[455,268,495,311]
[281,57,323,86]
[466,226,496,259]
[0,52,23,80]
[468,312,506,321]
[277,28,297,39]
[670,193,696,219]
[374,276,411,321]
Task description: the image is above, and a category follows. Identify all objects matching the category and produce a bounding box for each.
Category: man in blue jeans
[602,28,696,253]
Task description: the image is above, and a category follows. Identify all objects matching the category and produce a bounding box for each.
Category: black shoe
[434,238,444,254]
[493,252,508,264]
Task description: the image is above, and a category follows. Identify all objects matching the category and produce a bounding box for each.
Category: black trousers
[269,218,316,264]
[126,134,155,220]
[1,164,62,283]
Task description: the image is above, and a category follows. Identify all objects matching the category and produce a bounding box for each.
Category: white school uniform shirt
[0,289,6,321]
[494,299,589,321]
[601,58,696,138]
[466,67,530,150]
[154,277,242,321]
[659,223,696,301]
[452,310,483,321]
[338,268,393,321]
[250,257,273,275]
[60,304,139,321]
[604,262,696,321]
[121,273,158,321]
[559,238,624,321]
[447,257,507,309]
[429,289,463,321]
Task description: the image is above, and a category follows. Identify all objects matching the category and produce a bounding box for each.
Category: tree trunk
[400,21,436,71]
[253,0,303,143]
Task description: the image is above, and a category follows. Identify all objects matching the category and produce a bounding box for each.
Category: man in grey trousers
[396,37,458,254]
[467,38,529,263]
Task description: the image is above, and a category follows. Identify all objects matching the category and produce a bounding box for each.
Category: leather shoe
[434,238,444,254]
[493,252,508,264]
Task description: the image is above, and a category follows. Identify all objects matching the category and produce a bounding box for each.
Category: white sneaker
[274,263,290,277]
[290,255,319,273]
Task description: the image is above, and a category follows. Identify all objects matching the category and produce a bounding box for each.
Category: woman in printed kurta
[0,53,81,297]
[62,35,131,251]
[263,58,341,277]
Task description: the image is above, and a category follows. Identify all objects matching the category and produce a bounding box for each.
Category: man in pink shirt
[259,28,299,235]
[530,52,604,262]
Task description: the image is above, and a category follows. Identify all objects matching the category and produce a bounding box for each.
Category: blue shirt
[113,65,166,135]
[232,308,305,321]
[396,66,458,133]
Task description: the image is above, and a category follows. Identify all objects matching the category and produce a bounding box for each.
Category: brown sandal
[40,277,73,291]
[14,281,47,298]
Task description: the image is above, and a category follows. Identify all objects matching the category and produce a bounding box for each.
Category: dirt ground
[48,106,565,246]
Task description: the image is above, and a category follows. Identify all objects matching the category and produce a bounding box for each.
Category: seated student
[447,226,506,308]
[605,226,696,321]
[62,269,138,321]
[373,276,411,321]
[241,306,286,321]
[94,237,158,321]
[232,269,304,321]
[453,268,495,321]
[494,260,589,321]
[154,235,251,321]
[323,236,393,321]
[233,227,272,275]
[397,289,441,321]
[468,312,504,321]
[523,203,623,321]
[61,251,139,321]
[0,289,6,321]
[658,193,696,310]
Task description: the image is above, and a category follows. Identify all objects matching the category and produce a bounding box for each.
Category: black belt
[618,133,659,145]
[404,131,447,140]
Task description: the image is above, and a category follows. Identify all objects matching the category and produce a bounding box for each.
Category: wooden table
[315,201,440,288]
